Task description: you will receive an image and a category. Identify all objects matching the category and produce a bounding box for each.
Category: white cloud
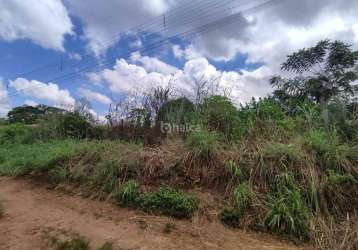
[89,55,272,105]
[10,78,75,108]
[0,0,73,51]
[78,88,112,105]
[0,80,11,117]
[69,53,82,61]
[66,0,170,55]
[130,52,178,75]
[24,100,38,107]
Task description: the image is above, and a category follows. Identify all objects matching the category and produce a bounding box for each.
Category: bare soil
[0,177,309,250]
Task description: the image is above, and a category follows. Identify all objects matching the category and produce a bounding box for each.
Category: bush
[186,129,219,159]
[233,183,251,211]
[201,95,243,140]
[265,187,309,239]
[52,236,89,250]
[220,206,242,227]
[0,124,35,144]
[137,187,198,218]
[303,130,358,169]
[0,140,98,176]
[113,180,139,206]
[220,183,251,228]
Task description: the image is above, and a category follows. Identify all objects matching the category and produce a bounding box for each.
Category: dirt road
[0,177,307,250]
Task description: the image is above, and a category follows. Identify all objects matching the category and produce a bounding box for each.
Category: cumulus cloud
[0,80,11,117]
[66,0,171,55]
[0,0,73,51]
[89,55,272,105]
[10,78,75,108]
[130,52,178,75]
[24,100,38,107]
[78,88,112,105]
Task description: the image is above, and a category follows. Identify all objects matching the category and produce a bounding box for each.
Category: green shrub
[113,180,139,206]
[220,206,242,228]
[0,124,35,144]
[48,166,70,184]
[97,242,113,250]
[225,160,242,179]
[186,129,219,159]
[201,95,243,140]
[220,183,251,228]
[303,130,358,169]
[262,142,303,163]
[53,236,89,250]
[233,183,251,211]
[0,140,98,176]
[326,170,355,186]
[265,187,308,239]
[137,187,198,218]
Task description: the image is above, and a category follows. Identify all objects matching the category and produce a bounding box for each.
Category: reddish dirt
[0,177,309,250]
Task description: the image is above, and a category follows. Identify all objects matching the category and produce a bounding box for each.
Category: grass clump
[265,187,309,240]
[138,187,198,218]
[97,242,114,250]
[113,180,139,206]
[186,129,219,159]
[52,236,89,250]
[220,182,251,228]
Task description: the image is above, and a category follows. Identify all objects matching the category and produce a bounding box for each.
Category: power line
[8,0,238,80]
[8,0,282,99]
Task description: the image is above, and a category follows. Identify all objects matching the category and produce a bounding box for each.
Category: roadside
[0,177,307,250]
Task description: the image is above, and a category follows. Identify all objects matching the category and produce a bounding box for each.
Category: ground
[0,177,308,250]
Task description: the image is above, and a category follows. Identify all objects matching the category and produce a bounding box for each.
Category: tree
[271,40,358,126]
[7,105,64,124]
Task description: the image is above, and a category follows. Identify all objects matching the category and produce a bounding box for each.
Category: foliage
[0,123,35,144]
[265,187,309,239]
[0,140,98,176]
[113,180,139,206]
[7,105,64,124]
[52,236,89,250]
[220,183,251,228]
[220,206,242,228]
[137,187,198,218]
[271,40,358,105]
[157,97,195,124]
[186,129,219,159]
[201,95,243,140]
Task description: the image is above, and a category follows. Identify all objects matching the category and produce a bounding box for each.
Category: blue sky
[1,0,358,119]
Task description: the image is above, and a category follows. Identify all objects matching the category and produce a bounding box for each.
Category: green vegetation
[265,187,309,239]
[52,236,90,250]
[138,187,198,218]
[113,180,139,206]
[0,39,357,249]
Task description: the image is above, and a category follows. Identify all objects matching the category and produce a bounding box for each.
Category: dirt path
[0,177,308,250]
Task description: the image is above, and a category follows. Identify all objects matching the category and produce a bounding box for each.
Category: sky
[1,0,358,119]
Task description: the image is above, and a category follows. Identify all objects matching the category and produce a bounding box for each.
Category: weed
[265,187,309,239]
[219,206,242,228]
[326,170,354,185]
[225,161,242,179]
[163,222,176,234]
[97,242,114,250]
[233,183,251,211]
[52,236,89,250]
[113,180,139,206]
[220,183,251,228]
[186,129,219,159]
[138,187,198,218]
